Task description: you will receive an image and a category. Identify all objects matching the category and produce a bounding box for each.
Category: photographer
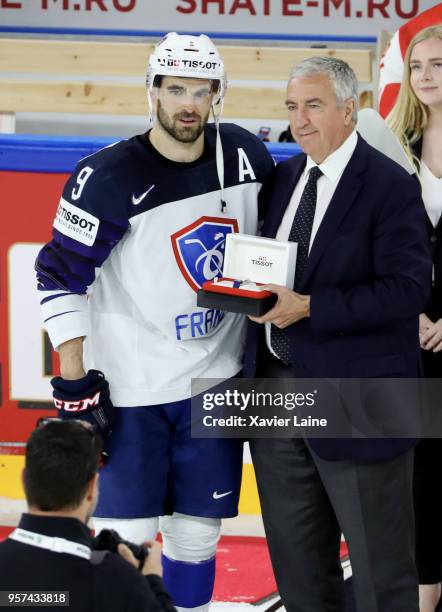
[0,420,176,612]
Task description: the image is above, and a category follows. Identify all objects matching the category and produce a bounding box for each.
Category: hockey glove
[51,370,117,440]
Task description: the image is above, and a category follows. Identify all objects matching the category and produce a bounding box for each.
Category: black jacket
[0,514,176,612]
[243,135,431,461]
[411,138,442,320]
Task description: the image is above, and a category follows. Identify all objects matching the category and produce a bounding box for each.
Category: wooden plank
[222,46,372,82]
[0,80,373,119]
[223,86,287,119]
[0,39,153,77]
[359,90,374,109]
[0,80,289,118]
[0,39,372,82]
[0,81,149,116]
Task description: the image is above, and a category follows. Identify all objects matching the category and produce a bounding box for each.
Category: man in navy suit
[243,57,432,611]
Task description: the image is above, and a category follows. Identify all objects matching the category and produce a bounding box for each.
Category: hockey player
[35,32,274,612]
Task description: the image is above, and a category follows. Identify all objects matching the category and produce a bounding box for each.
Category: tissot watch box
[197,234,297,316]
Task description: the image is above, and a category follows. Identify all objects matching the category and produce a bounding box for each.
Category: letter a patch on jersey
[171,216,239,292]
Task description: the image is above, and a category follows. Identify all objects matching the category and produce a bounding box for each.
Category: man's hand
[420,316,442,352]
[118,541,163,577]
[249,284,310,328]
[419,313,433,336]
[51,370,117,438]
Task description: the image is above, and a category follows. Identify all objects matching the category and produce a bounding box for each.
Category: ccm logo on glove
[51,370,117,440]
[53,392,101,412]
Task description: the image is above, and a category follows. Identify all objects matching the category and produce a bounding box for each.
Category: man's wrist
[60,365,87,380]
[302,295,311,319]
[58,337,86,380]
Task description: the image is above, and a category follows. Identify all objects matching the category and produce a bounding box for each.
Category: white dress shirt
[266,129,358,356]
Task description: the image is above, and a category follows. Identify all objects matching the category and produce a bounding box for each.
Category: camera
[94,529,149,569]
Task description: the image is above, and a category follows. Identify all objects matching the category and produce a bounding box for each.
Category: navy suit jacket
[243,134,432,460]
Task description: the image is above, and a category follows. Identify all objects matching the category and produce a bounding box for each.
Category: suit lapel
[262,154,306,238]
[299,136,367,289]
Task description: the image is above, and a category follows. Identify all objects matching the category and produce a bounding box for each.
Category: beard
[157,100,210,143]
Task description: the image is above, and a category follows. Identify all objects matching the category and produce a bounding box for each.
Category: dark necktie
[270,166,322,365]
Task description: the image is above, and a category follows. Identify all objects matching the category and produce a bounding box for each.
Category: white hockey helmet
[147,32,226,103]
[147,32,228,213]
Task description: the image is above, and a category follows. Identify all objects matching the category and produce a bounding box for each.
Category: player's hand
[249,284,310,328]
[51,370,117,439]
[420,318,442,352]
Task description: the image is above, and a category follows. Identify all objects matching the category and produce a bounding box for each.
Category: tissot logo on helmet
[147,32,226,101]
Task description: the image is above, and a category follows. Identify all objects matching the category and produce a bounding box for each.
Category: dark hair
[23,420,102,511]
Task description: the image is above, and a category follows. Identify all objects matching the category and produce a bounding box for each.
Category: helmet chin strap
[212,98,226,214]
[147,90,155,129]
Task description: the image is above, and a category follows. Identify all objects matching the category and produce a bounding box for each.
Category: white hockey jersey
[36,124,274,406]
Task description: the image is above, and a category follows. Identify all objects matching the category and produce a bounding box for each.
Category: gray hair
[289,56,359,122]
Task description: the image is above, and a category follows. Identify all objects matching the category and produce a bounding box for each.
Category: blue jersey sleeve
[35,155,130,349]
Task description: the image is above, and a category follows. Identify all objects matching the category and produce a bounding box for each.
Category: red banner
[0,170,67,444]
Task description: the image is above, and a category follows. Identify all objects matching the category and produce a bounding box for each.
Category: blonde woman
[388,24,442,612]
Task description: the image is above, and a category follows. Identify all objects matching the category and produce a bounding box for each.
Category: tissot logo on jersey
[57,205,96,231]
[54,391,101,413]
[171,216,239,292]
[53,198,100,247]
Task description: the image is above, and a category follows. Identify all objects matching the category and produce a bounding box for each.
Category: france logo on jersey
[171,216,239,292]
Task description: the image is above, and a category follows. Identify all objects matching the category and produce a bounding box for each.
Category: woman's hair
[387,24,442,169]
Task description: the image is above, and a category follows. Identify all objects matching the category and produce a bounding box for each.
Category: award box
[197,234,297,316]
